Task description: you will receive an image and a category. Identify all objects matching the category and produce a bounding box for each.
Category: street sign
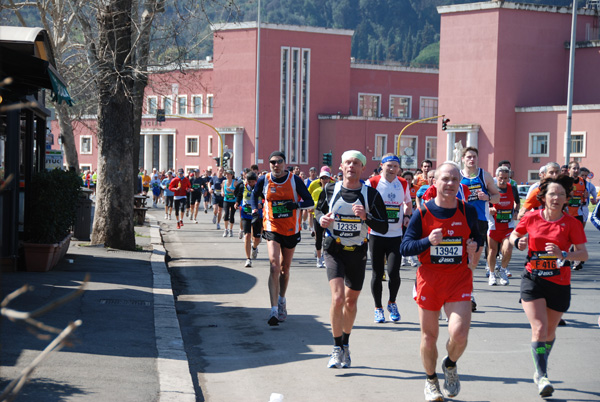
[45,150,63,170]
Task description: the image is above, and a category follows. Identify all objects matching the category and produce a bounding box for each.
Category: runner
[236,171,263,267]
[150,173,161,207]
[486,166,518,285]
[415,160,433,187]
[190,169,207,223]
[202,168,213,213]
[579,167,598,227]
[460,147,500,311]
[366,153,412,323]
[518,162,560,220]
[565,161,587,270]
[400,162,481,401]
[222,169,237,237]
[169,168,192,229]
[251,151,313,326]
[315,150,388,369]
[304,167,318,234]
[402,170,420,267]
[310,169,332,268]
[509,174,588,398]
[161,171,174,220]
[208,167,226,230]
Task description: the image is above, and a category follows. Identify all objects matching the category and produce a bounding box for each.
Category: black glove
[283,201,299,211]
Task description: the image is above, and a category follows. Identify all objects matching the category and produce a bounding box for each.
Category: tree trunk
[90,0,136,250]
[55,102,80,172]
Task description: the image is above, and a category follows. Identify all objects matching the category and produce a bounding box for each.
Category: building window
[185,166,199,174]
[389,95,411,118]
[374,134,387,160]
[147,96,157,115]
[280,46,311,164]
[528,170,540,183]
[192,95,203,114]
[206,94,214,114]
[178,96,187,115]
[163,96,173,115]
[425,136,437,161]
[208,136,213,156]
[80,164,92,172]
[528,133,549,157]
[570,132,586,157]
[186,136,199,155]
[394,135,418,169]
[358,93,381,117]
[419,97,438,119]
[80,136,92,154]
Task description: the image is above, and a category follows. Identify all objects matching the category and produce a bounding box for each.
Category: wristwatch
[561,251,568,259]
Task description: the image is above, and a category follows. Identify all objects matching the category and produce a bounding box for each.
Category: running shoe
[212,215,217,224]
[311,230,315,238]
[168,215,172,220]
[387,302,401,322]
[302,222,308,230]
[222,230,228,237]
[488,272,497,286]
[537,376,554,398]
[533,372,541,384]
[498,268,509,286]
[216,223,221,230]
[409,256,418,267]
[505,267,512,277]
[186,210,189,217]
[424,378,444,402]
[471,296,477,312]
[238,230,244,239]
[229,229,233,237]
[252,247,258,259]
[572,261,582,270]
[485,267,490,278]
[327,346,343,368]
[204,209,207,214]
[374,308,385,323]
[164,214,168,219]
[267,311,279,326]
[179,220,184,227]
[177,221,181,229]
[278,299,287,322]
[244,258,252,268]
[441,356,461,398]
[316,258,325,268]
[341,345,351,368]
[401,256,408,266]
[193,219,198,224]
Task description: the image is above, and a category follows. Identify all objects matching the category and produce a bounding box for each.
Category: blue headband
[381,155,400,164]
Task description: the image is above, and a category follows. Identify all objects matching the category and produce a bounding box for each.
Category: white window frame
[80,135,93,155]
[389,95,412,119]
[162,95,173,115]
[425,136,437,161]
[185,166,199,174]
[373,134,387,160]
[147,96,158,115]
[569,131,586,158]
[528,132,550,157]
[177,95,188,115]
[206,94,214,115]
[80,164,92,172]
[192,95,203,115]
[419,97,438,119]
[358,93,381,118]
[208,135,213,156]
[186,136,199,156]
[528,170,541,183]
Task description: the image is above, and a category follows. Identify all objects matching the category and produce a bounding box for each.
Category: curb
[149,216,196,401]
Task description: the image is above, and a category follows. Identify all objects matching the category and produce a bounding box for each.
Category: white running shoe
[441,356,461,398]
[278,299,287,322]
[238,230,244,239]
[316,257,324,268]
[222,230,228,237]
[409,256,418,267]
[216,223,221,230]
[327,346,343,369]
[424,378,444,402]
[498,268,509,286]
[488,272,497,286]
[401,256,409,266]
[229,229,233,237]
[193,219,198,224]
[164,214,168,219]
[505,267,512,277]
[251,247,258,259]
[341,345,351,368]
[212,215,217,224]
[537,376,554,398]
[244,259,252,268]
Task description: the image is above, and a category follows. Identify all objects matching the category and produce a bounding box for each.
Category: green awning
[48,65,73,106]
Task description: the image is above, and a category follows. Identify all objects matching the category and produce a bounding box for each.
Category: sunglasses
[270,159,284,165]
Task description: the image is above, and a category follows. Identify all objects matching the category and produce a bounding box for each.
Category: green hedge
[25,169,82,244]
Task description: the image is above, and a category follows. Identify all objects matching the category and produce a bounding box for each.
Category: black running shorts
[263,231,300,249]
[242,217,263,238]
[520,270,571,313]
[324,248,368,291]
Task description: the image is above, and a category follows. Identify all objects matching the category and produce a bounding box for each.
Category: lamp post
[564,0,577,164]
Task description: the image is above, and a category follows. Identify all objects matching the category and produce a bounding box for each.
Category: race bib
[467,183,482,202]
[530,251,558,271]
[242,204,252,214]
[430,237,463,264]
[496,209,513,223]
[569,196,582,207]
[385,204,400,224]
[192,184,200,189]
[333,214,361,238]
[271,200,293,219]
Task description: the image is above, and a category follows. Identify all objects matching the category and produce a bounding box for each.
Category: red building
[63,23,440,176]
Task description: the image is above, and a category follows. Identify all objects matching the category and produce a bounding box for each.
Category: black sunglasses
[270,159,284,165]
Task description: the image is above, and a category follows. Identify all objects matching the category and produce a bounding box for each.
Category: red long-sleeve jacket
[169,176,191,197]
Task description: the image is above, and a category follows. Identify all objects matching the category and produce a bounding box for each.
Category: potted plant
[22,169,81,271]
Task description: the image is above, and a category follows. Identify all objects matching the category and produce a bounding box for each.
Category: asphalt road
[158,208,600,402]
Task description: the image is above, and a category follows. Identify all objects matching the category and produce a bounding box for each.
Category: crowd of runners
[146,147,596,401]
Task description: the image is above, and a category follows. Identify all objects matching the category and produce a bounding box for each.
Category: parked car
[517,184,531,199]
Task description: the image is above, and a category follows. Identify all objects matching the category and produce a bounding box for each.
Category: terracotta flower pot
[23,243,58,272]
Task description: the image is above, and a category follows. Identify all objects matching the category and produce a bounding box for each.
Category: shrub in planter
[24,169,81,244]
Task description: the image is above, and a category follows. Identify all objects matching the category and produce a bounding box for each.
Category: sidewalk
[0,220,194,401]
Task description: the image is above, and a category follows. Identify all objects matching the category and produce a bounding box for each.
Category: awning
[48,65,73,106]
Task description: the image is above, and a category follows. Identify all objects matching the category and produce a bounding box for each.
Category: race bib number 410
[430,237,463,264]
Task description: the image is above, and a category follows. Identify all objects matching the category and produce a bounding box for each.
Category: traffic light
[442,118,450,131]
[222,152,231,168]
[156,109,165,122]
[214,156,221,167]
[322,152,332,166]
